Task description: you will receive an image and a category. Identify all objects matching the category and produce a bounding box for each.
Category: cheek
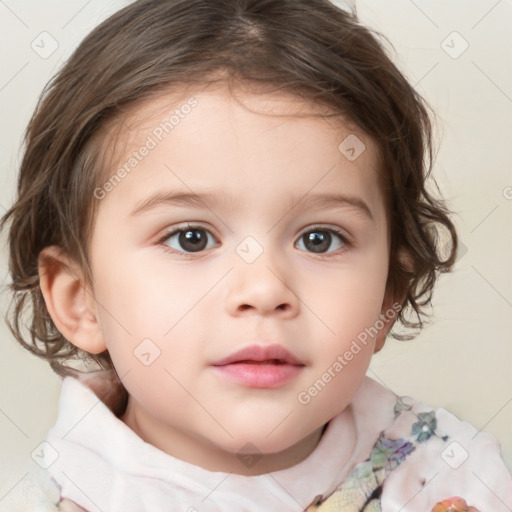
[307,257,388,341]
[92,266,201,418]
[92,248,186,330]
[91,253,206,374]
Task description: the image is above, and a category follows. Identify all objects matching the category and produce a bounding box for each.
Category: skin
[39,84,397,476]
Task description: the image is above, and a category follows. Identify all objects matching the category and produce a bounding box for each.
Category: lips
[211,344,304,367]
[211,344,305,389]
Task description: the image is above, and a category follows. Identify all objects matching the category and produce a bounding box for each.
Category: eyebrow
[129,190,373,220]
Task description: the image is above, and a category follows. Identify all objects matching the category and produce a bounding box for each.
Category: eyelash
[156,223,351,258]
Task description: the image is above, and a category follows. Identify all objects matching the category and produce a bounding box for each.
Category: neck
[121,395,327,476]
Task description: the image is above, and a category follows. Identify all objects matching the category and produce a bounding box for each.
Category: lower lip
[212,362,304,388]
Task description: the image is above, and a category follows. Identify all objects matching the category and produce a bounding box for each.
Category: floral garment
[3,376,509,511]
[306,398,481,512]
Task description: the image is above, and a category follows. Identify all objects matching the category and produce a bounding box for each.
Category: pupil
[180,229,207,252]
[306,231,331,253]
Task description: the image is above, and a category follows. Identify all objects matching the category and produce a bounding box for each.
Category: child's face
[86,86,391,474]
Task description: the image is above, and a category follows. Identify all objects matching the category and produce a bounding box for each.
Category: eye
[158,224,217,254]
[295,226,349,255]
[158,224,349,257]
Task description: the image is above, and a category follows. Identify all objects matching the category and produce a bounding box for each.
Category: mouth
[211,344,305,388]
[211,343,305,367]
[231,359,291,365]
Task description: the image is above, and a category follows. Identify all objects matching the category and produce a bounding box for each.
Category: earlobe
[38,245,107,354]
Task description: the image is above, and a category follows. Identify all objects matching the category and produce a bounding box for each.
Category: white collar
[44,375,394,511]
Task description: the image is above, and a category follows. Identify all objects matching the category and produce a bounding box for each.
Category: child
[0,0,510,510]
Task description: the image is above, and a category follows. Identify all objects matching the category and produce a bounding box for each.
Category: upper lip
[211,344,305,366]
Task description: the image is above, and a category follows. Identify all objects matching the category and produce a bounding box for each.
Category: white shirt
[41,375,511,512]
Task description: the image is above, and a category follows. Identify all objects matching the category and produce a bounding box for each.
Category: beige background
[1,0,511,494]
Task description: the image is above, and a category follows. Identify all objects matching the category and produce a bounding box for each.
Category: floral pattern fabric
[305,396,481,512]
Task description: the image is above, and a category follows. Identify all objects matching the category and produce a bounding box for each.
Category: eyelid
[157,223,218,244]
[297,224,352,244]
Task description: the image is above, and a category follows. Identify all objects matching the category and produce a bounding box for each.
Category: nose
[225,251,300,318]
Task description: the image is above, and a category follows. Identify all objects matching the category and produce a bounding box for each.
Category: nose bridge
[225,234,299,316]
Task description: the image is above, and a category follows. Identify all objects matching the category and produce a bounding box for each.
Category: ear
[38,245,106,354]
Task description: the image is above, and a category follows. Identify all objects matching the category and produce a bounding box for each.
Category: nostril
[236,303,289,312]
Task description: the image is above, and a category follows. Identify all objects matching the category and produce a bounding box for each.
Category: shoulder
[0,463,86,512]
[326,377,512,512]
[376,386,512,512]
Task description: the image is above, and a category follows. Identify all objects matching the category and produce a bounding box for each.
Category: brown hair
[0,0,457,379]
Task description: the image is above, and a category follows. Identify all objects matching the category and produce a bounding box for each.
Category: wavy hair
[1,0,457,379]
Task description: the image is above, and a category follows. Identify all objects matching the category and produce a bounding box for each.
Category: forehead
[101,81,377,165]
[94,83,384,220]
